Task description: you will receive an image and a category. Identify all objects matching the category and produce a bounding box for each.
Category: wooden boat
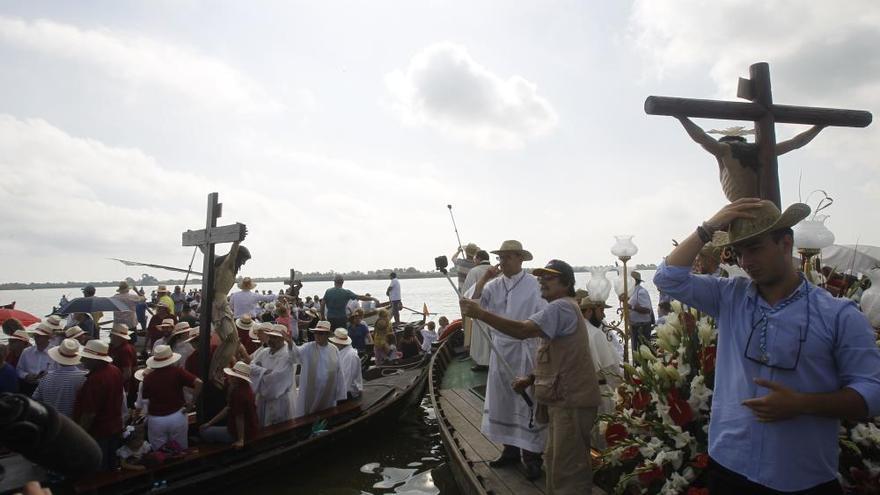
[429,328,605,495]
[0,357,430,495]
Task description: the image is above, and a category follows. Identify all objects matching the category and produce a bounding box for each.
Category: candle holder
[611,235,639,362]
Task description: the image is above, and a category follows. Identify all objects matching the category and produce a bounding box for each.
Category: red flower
[632,390,651,411]
[667,390,694,426]
[605,423,628,446]
[681,312,697,335]
[690,452,709,469]
[638,465,664,486]
[700,345,717,374]
[621,446,640,461]
[686,488,709,495]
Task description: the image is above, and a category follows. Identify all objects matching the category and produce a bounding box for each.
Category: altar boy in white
[249,325,296,427]
[291,321,347,418]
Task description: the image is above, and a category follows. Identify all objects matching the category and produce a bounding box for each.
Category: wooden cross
[181,192,247,421]
[645,62,872,207]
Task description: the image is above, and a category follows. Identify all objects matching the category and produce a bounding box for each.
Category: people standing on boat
[330,328,362,400]
[347,309,370,355]
[322,274,380,331]
[33,338,86,417]
[421,321,438,354]
[200,361,258,449]
[112,282,145,342]
[290,321,347,418]
[150,318,176,349]
[275,304,298,343]
[372,308,393,365]
[109,324,137,408]
[17,324,55,396]
[579,299,622,434]
[167,322,196,367]
[65,325,89,346]
[236,314,259,355]
[250,325,297,426]
[230,277,276,319]
[387,272,403,325]
[156,286,176,319]
[81,284,104,331]
[453,242,481,287]
[147,305,176,353]
[461,259,601,494]
[141,345,203,450]
[0,344,18,394]
[654,199,880,494]
[171,286,186,315]
[626,271,654,355]
[68,312,98,340]
[464,250,492,371]
[179,305,199,328]
[6,329,30,368]
[135,295,148,334]
[74,339,126,471]
[470,240,548,480]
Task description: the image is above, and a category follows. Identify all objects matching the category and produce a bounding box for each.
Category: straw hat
[171,322,192,338]
[490,240,533,261]
[631,271,642,282]
[157,285,169,293]
[263,324,287,339]
[183,329,200,344]
[238,277,257,291]
[81,340,114,363]
[117,281,131,293]
[722,201,811,246]
[580,298,612,310]
[464,242,481,257]
[310,320,332,333]
[235,314,256,331]
[65,326,85,340]
[248,322,267,341]
[109,324,133,340]
[134,367,151,382]
[39,315,64,332]
[329,328,351,346]
[30,324,54,338]
[9,330,31,344]
[48,338,82,366]
[158,318,175,330]
[147,345,181,369]
[223,361,252,384]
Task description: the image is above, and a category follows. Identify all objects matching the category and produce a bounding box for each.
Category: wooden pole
[622,257,631,363]
[197,193,220,423]
[644,97,872,127]
[750,63,781,208]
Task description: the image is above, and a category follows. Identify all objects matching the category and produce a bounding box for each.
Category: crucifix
[182,192,248,422]
[645,62,872,207]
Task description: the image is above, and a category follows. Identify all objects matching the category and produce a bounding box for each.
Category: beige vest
[533,298,601,413]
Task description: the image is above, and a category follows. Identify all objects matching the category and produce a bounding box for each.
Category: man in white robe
[290,321,347,418]
[580,299,623,448]
[330,328,363,399]
[472,240,548,480]
[464,250,492,369]
[249,325,296,427]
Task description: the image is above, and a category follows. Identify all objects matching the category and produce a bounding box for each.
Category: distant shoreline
[0,264,658,291]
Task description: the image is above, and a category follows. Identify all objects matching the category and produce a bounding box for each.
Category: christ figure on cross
[210,240,251,384]
[676,117,825,202]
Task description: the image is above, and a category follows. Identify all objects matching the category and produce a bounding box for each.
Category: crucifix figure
[645,62,872,207]
[182,192,248,421]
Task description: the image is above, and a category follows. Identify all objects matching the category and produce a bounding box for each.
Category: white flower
[688,375,713,413]
[850,422,880,447]
[672,429,694,450]
[664,365,681,384]
[677,362,692,380]
[639,437,665,459]
[697,318,716,345]
[659,472,689,494]
[654,449,684,470]
[682,466,696,482]
[639,344,657,362]
[655,323,680,352]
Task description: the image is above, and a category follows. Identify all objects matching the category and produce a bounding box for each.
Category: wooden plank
[444,389,488,434]
[440,396,500,461]
[181,223,247,246]
[456,387,488,414]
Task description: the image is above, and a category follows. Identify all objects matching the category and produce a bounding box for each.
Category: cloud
[386,42,558,149]
[0,16,283,114]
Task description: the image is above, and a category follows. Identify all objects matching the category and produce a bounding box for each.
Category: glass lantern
[611,235,639,258]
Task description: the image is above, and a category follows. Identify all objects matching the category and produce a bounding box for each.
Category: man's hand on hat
[704,197,763,233]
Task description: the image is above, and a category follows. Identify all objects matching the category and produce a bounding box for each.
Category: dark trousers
[96,434,122,471]
[630,323,653,355]
[329,317,348,333]
[708,457,842,495]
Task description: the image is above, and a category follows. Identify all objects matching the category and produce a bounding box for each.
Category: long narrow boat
[0,357,429,495]
[429,329,605,495]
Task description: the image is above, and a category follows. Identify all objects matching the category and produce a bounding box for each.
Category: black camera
[434,255,449,272]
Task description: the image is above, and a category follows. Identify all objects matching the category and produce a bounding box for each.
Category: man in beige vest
[462,259,600,495]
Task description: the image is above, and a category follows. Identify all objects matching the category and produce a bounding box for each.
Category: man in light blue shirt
[654,198,880,494]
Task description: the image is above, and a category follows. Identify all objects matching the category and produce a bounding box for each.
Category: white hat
[134,367,151,382]
[38,315,64,333]
[329,328,351,346]
[158,318,175,330]
[238,277,257,291]
[30,324,54,337]
[235,314,256,330]
[64,326,85,340]
[109,324,133,340]
[171,322,192,338]
[146,345,181,369]
[157,285,169,293]
[263,324,286,339]
[48,338,82,366]
[223,361,252,384]
[81,340,114,363]
[9,330,31,344]
[311,320,332,333]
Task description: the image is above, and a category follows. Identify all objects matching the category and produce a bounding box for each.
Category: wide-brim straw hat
[109,324,133,340]
[117,281,130,293]
[183,329,201,343]
[329,328,351,346]
[65,326,86,340]
[238,277,257,291]
[81,340,114,363]
[310,320,332,333]
[30,324,54,338]
[9,330,31,344]
[580,298,612,310]
[490,240,533,261]
[722,201,811,247]
[223,361,252,384]
[147,345,181,368]
[134,368,151,382]
[158,318,176,330]
[235,315,256,331]
[263,324,287,339]
[48,339,82,366]
[170,322,192,338]
[40,315,64,332]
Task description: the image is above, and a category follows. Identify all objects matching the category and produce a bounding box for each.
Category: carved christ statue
[210,241,251,384]
[677,117,825,202]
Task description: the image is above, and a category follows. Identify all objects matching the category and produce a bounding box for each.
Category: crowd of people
[0,273,445,474]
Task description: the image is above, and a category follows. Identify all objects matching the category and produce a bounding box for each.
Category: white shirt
[388,279,401,301]
[112,292,144,327]
[629,284,654,324]
[420,329,438,353]
[463,262,491,295]
[345,299,361,317]
[230,290,277,318]
[338,345,363,398]
[16,346,55,379]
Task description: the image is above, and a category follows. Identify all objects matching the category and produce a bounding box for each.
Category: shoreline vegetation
[0,264,658,291]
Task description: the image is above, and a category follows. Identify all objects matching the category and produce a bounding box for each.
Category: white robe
[479,270,548,453]
[338,345,363,398]
[465,266,492,366]
[586,320,623,415]
[250,346,297,427]
[291,342,347,418]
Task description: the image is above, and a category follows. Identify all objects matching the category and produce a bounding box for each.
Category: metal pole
[447,205,465,256]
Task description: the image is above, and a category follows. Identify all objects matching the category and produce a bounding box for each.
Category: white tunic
[337,345,363,398]
[291,342,347,418]
[586,320,623,417]
[479,270,548,452]
[465,273,492,366]
[250,346,297,427]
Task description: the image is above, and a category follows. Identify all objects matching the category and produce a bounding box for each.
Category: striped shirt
[33,366,87,417]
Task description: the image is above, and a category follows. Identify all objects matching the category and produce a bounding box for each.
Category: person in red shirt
[74,339,125,471]
[235,315,259,355]
[142,345,202,450]
[109,324,138,408]
[146,305,176,355]
[6,330,30,368]
[199,361,258,449]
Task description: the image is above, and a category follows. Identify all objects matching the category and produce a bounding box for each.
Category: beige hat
[147,345,181,368]
[238,277,257,291]
[464,242,480,256]
[248,322,269,341]
[9,330,31,344]
[723,201,811,247]
[171,322,192,338]
[109,324,133,340]
[117,281,131,293]
[48,338,82,366]
[580,298,612,310]
[490,240,533,261]
[158,318,175,330]
[157,285,169,293]
[81,340,114,363]
[235,314,256,330]
[134,367,151,382]
[39,315,64,332]
[223,361,252,384]
[263,324,287,339]
[30,324,54,338]
[329,328,351,346]
[311,320,332,333]
[183,329,200,344]
[65,326,86,340]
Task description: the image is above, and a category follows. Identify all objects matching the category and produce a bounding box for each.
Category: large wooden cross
[182,192,246,421]
[645,62,872,207]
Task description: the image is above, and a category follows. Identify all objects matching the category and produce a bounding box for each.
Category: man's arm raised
[460,299,542,340]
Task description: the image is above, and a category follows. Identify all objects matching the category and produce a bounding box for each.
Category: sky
[1,1,878,283]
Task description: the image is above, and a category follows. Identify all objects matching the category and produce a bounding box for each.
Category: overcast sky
[1,1,878,283]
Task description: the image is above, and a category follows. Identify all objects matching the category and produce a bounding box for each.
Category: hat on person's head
[235,314,256,331]
[65,326,85,340]
[81,285,96,296]
[156,301,171,311]
[723,201,811,247]
[117,281,131,293]
[580,298,612,310]
[158,318,175,330]
[40,315,64,331]
[532,259,575,284]
[134,367,151,382]
[334,274,344,283]
[249,322,270,341]
[490,240,533,261]
[48,338,82,366]
[110,324,133,340]
[81,339,114,363]
[464,242,481,257]
[238,277,257,291]
[9,330,31,344]
[311,320,332,333]
[223,361,252,384]
[30,324,54,338]
[157,285,169,293]
[147,345,181,368]
[329,328,351,346]
[171,322,192,338]
[631,271,642,282]
[183,329,200,344]
[263,324,286,339]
